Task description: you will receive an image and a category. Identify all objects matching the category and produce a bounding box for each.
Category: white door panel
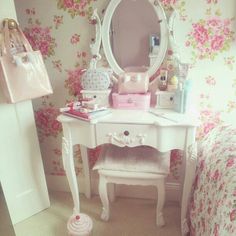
[0,101,50,224]
[0,0,50,225]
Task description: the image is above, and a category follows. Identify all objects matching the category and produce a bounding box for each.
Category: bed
[189,125,236,235]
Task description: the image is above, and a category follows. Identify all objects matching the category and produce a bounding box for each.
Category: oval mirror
[102,0,168,81]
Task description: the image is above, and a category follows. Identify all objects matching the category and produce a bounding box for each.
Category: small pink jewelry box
[112,93,151,110]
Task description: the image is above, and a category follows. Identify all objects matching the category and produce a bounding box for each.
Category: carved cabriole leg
[80,145,91,199]
[156,177,165,227]
[108,183,116,202]
[98,174,110,221]
[181,127,197,236]
[62,136,80,214]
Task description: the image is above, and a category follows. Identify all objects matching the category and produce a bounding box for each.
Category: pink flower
[24,25,56,58]
[54,16,63,29]
[187,17,234,60]
[79,0,87,9]
[160,0,177,5]
[212,169,220,181]
[207,206,212,214]
[233,189,236,197]
[193,24,209,45]
[53,148,62,156]
[208,18,220,27]
[63,0,74,8]
[70,34,80,44]
[51,120,61,131]
[207,0,218,4]
[39,41,50,55]
[199,160,205,171]
[226,157,236,167]
[223,27,230,35]
[36,112,48,127]
[213,223,219,236]
[230,209,236,221]
[35,107,62,142]
[185,41,190,47]
[211,35,224,51]
[205,76,216,86]
[203,122,215,134]
[65,67,85,96]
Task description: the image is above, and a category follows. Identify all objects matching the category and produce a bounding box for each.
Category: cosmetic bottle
[158,69,168,91]
[174,78,193,113]
[182,78,192,113]
[174,82,184,113]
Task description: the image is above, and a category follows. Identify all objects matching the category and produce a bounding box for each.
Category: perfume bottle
[158,69,168,91]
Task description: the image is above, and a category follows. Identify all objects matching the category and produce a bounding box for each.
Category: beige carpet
[11,191,181,236]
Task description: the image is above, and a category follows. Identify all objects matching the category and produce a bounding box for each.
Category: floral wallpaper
[14,0,236,184]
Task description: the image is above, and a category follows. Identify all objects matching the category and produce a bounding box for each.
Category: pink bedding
[189,125,236,236]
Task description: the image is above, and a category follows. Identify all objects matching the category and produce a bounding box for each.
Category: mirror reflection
[110,0,161,71]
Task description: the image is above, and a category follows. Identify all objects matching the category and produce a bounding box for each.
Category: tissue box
[112,93,150,110]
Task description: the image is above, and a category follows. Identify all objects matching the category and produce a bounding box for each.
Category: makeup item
[158,69,168,91]
[168,75,178,91]
[174,83,184,113]
[174,78,192,113]
[182,79,192,112]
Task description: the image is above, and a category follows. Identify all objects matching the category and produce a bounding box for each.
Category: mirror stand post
[89,9,102,70]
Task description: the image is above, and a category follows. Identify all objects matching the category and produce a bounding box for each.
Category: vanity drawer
[155,91,175,109]
[96,123,157,147]
[112,93,151,110]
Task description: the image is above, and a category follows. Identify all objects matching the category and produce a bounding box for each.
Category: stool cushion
[93,145,170,175]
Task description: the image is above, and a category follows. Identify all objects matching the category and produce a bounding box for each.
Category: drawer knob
[124,130,129,136]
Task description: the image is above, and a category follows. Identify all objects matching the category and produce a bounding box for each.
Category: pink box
[112,93,151,110]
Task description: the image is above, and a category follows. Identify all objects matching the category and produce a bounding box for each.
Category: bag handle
[2,18,33,56]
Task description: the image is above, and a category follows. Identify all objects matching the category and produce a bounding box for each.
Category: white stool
[93,145,170,227]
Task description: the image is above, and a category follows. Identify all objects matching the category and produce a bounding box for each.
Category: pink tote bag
[0,19,53,103]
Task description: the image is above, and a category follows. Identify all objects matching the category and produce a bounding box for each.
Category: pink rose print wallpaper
[186,17,234,61]
[57,0,96,18]
[14,0,236,186]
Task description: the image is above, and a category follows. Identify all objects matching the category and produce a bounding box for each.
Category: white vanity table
[58,0,198,235]
[58,109,198,235]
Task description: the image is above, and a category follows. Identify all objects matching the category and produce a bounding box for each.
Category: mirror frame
[102,0,169,80]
